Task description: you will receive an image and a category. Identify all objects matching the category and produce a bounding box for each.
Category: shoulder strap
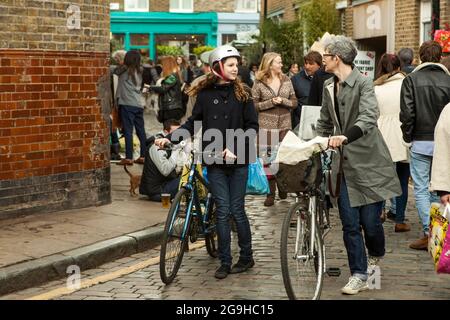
[328,148,343,198]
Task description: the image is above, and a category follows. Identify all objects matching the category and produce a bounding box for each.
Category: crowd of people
[109,38,450,293]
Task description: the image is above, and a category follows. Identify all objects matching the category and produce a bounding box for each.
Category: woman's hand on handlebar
[155,138,171,148]
[222,148,237,161]
[328,135,348,149]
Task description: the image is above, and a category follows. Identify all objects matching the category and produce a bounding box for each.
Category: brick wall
[263,0,299,22]
[394,0,420,55]
[440,0,449,30]
[0,0,111,218]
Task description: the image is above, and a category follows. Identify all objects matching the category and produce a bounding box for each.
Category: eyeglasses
[323,54,335,58]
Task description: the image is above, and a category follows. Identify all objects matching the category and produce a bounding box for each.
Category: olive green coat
[316,67,401,207]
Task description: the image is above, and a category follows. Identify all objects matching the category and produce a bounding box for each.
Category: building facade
[110,0,261,59]
[0,1,111,218]
[263,0,449,65]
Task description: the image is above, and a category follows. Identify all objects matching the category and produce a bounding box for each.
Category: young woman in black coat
[155,45,259,280]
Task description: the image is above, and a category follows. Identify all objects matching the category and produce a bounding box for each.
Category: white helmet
[208,45,240,80]
[208,45,240,66]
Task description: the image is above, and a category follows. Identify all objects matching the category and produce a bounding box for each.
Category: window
[420,0,432,43]
[124,0,148,12]
[130,34,149,46]
[170,0,193,12]
[236,0,257,12]
[222,34,237,45]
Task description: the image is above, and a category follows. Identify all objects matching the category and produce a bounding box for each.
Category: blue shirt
[412,140,434,156]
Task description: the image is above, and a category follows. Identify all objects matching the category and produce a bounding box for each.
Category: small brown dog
[124,165,141,197]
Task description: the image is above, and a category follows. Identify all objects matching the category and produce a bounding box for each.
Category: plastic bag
[428,203,450,274]
[246,158,270,195]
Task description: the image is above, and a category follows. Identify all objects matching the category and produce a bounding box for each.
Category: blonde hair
[159,56,182,80]
[256,52,282,83]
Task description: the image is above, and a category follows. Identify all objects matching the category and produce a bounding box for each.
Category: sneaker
[230,258,255,274]
[409,236,428,250]
[214,265,231,279]
[341,276,369,295]
[368,256,381,268]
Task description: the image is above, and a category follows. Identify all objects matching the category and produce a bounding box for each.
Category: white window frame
[124,0,149,12]
[170,0,194,13]
[235,0,258,13]
[420,0,432,44]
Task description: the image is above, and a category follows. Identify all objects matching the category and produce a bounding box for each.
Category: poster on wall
[354,50,376,79]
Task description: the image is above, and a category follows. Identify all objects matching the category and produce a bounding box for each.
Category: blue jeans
[409,151,440,234]
[147,177,180,202]
[338,178,385,281]
[389,162,410,224]
[119,105,147,160]
[207,165,252,267]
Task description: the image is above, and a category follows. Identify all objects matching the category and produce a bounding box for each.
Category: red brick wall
[0,50,109,181]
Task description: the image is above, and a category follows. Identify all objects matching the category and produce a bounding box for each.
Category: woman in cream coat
[374,53,410,232]
[430,102,450,205]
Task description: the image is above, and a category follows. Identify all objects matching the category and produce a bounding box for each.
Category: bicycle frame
[168,152,214,242]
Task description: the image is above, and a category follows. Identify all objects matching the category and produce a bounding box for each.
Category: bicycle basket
[275,152,322,193]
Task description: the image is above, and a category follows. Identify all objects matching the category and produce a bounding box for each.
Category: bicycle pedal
[326,267,341,277]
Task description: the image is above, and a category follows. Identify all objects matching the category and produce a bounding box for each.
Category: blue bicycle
[159,143,218,284]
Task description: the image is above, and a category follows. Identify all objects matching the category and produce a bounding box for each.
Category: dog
[124,165,141,197]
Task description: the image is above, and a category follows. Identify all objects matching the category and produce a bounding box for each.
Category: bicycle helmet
[208,45,241,80]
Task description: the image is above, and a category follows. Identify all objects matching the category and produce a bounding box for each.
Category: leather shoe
[214,265,230,279]
[117,159,133,166]
[395,223,411,232]
[409,236,428,250]
[230,259,255,274]
[134,157,145,164]
[264,195,274,207]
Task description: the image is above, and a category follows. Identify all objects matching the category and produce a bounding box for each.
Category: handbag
[428,203,450,274]
[246,158,270,195]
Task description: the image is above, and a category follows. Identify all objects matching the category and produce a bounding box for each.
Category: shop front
[352,0,396,78]
[110,11,218,60]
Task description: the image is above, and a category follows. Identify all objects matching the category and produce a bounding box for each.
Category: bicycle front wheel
[160,187,192,284]
[280,200,324,300]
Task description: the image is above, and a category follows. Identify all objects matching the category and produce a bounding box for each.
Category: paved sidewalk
[0,164,168,295]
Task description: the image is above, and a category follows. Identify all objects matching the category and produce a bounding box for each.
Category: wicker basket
[275,152,323,193]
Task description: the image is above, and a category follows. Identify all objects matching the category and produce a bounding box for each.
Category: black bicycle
[279,149,333,300]
[159,142,219,284]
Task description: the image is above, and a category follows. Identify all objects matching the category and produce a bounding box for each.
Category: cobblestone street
[3,192,450,300]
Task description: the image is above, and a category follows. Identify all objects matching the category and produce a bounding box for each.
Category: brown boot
[395,223,411,232]
[409,236,428,250]
[264,179,276,207]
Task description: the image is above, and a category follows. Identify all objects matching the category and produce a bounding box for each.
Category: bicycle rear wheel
[160,187,192,284]
[205,203,218,258]
[280,199,324,300]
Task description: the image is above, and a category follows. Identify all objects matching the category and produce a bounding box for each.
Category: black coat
[400,63,450,142]
[168,83,259,166]
[291,70,313,128]
[307,68,333,106]
[150,73,185,122]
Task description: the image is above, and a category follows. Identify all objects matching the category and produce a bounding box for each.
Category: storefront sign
[354,50,376,79]
[353,0,388,39]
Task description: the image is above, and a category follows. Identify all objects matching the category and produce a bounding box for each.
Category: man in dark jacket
[307,67,333,106]
[139,119,182,201]
[400,41,450,250]
[291,51,322,128]
[398,48,415,74]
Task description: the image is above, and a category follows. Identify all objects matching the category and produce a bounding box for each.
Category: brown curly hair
[187,61,250,102]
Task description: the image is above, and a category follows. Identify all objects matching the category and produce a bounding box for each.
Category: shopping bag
[246,158,270,195]
[428,203,450,274]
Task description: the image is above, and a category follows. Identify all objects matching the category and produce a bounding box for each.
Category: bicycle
[279,148,334,300]
[159,142,220,285]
